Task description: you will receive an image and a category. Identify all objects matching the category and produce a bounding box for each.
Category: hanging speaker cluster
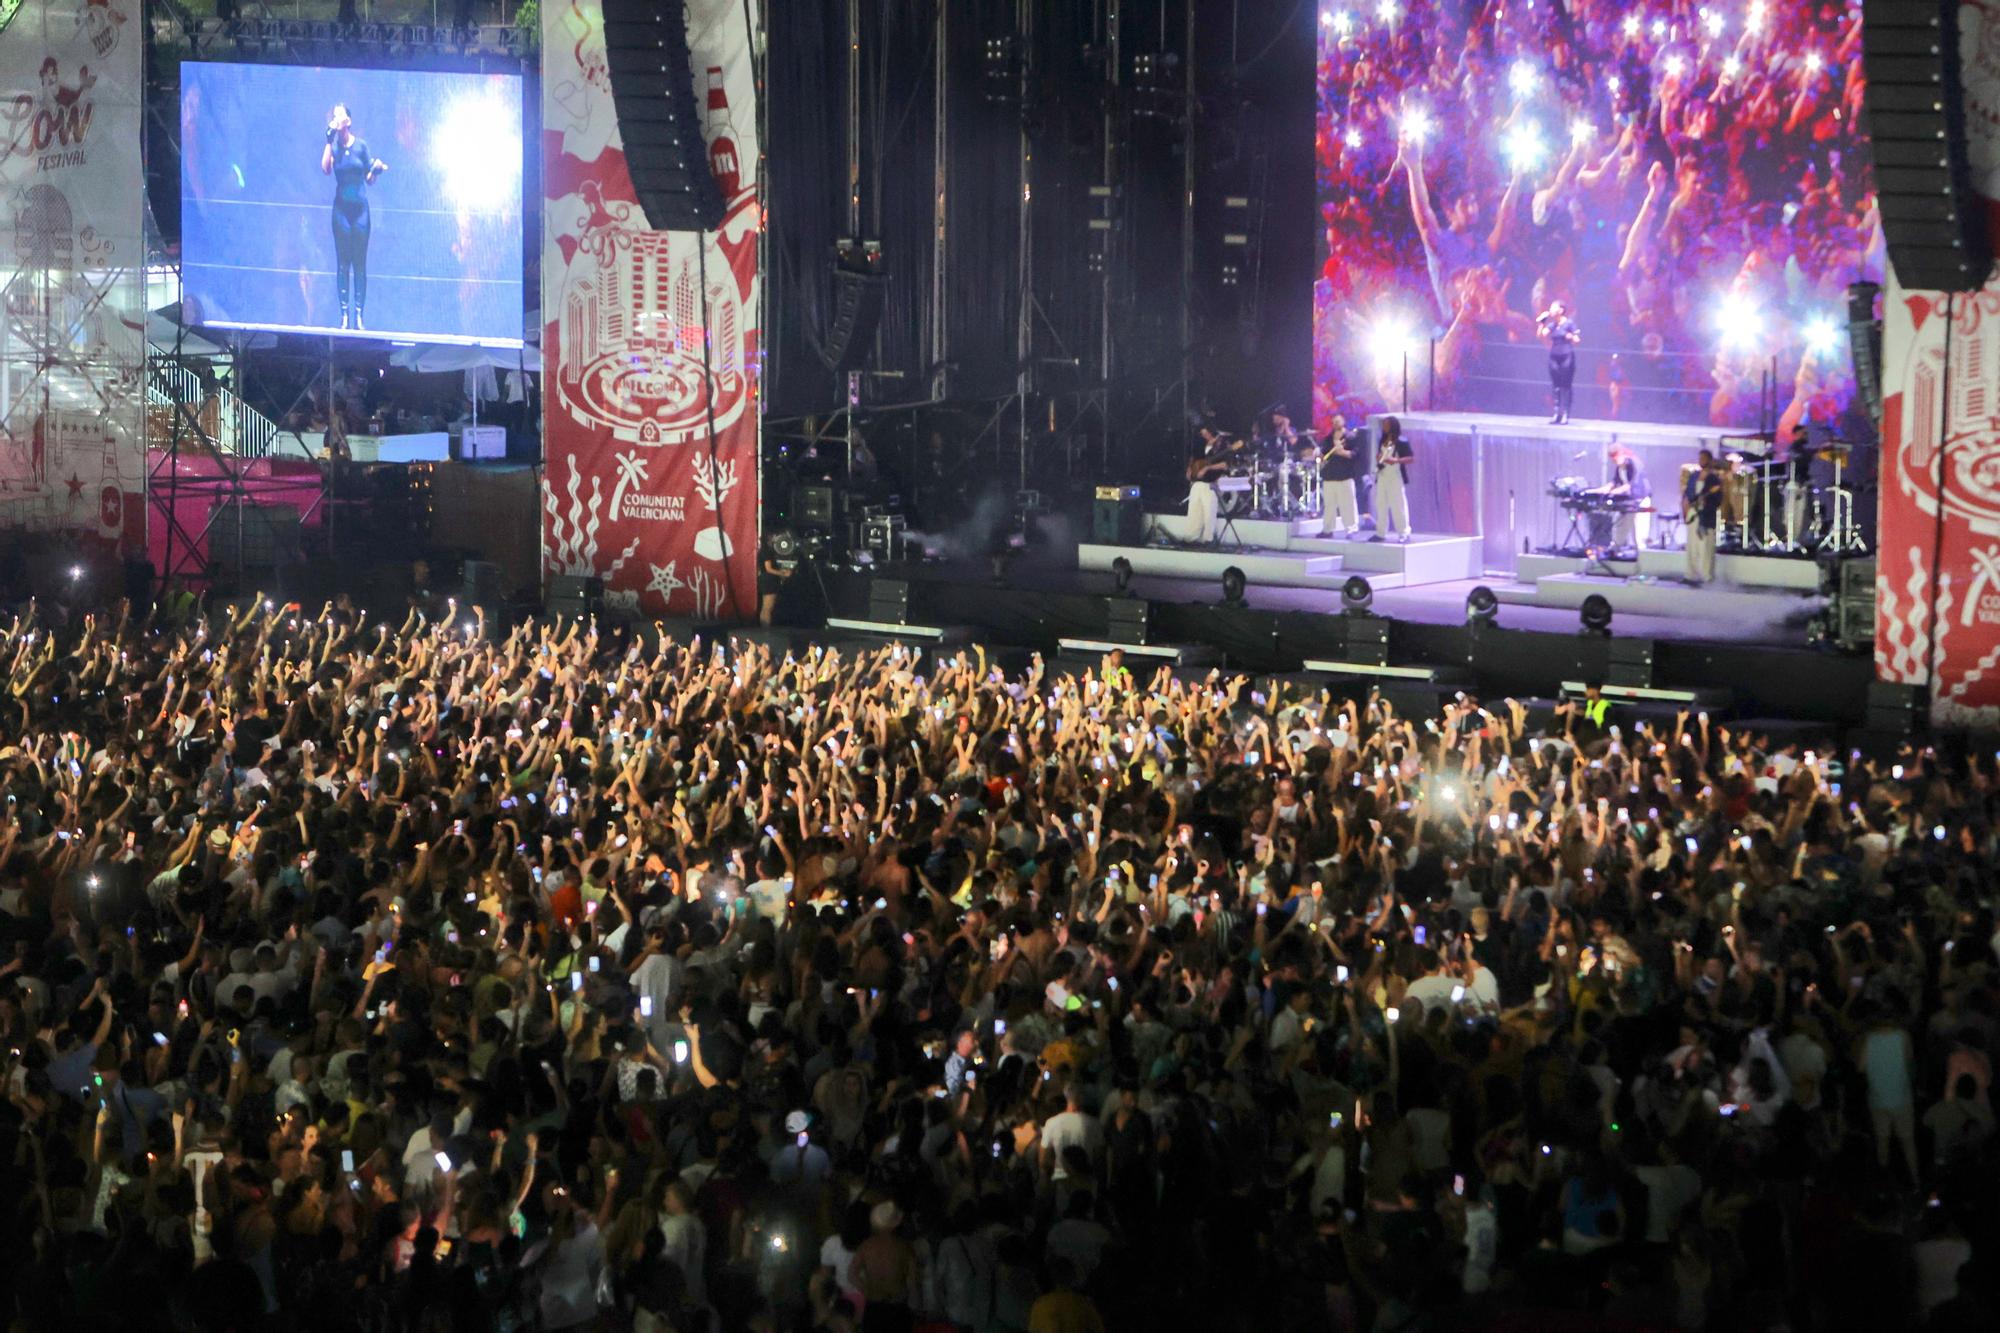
[601,0,728,232]
[1862,0,1993,292]
[821,238,887,373]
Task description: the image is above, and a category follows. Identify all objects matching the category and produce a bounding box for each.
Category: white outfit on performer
[1613,509,1652,551]
[1187,480,1219,544]
[1321,478,1359,534]
[1375,457,1412,539]
[1686,520,1717,584]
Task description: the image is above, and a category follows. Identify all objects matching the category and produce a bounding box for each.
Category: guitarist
[1185,427,1239,545]
[1317,415,1361,538]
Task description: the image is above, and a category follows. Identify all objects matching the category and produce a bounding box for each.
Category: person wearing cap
[847,1199,917,1332]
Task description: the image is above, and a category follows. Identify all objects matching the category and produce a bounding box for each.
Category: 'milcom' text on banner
[0,0,145,553]
[1876,2,2000,726]
[541,0,760,619]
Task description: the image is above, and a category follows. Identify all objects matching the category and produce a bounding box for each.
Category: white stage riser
[1078,543,1343,587]
[1145,513,1322,544]
[1516,550,1823,592]
[1526,573,1817,619]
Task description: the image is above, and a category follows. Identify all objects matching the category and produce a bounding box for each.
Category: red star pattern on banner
[65,473,84,498]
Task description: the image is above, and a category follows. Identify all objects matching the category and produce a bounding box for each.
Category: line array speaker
[1862,0,1993,291]
[601,0,727,232]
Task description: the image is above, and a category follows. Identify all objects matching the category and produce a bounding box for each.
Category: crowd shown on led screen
[1313,0,1882,431]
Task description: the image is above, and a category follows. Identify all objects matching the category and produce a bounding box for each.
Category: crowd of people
[1313,0,1880,433]
[1,592,1996,1333]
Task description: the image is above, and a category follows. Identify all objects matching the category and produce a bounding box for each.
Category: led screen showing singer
[180,62,524,347]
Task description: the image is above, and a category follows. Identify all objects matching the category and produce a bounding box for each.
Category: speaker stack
[601,0,728,232]
[1863,0,1994,292]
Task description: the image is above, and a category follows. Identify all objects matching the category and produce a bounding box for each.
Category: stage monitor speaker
[1093,486,1144,544]
[601,0,727,232]
[821,253,888,373]
[1106,597,1150,644]
[1606,637,1657,690]
[1865,678,1927,734]
[1335,615,1390,667]
[1862,0,1993,291]
[797,484,836,529]
[462,559,504,606]
[548,573,605,621]
[1839,556,1878,602]
[867,578,909,626]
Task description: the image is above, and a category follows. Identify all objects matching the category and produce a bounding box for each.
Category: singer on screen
[320,103,388,330]
[1537,299,1580,425]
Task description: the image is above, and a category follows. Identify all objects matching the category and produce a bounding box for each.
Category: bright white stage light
[1803,316,1843,358]
[1804,50,1824,75]
[1650,17,1667,37]
[1400,106,1434,144]
[1570,119,1597,146]
[1622,14,1641,38]
[1344,127,1364,148]
[1376,0,1398,22]
[1502,120,1546,173]
[1702,10,1725,38]
[1715,291,1763,350]
[1367,314,1418,371]
[1509,59,1539,97]
[1607,74,1622,93]
[1664,53,1686,79]
[434,88,522,213]
[1331,9,1354,33]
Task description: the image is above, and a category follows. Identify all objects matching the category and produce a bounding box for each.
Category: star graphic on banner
[64,473,83,499]
[647,561,685,598]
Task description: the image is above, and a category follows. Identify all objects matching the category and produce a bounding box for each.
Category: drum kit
[1213,440,1323,521]
[1689,440,1866,556]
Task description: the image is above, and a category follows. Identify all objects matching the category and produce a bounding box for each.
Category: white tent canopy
[388,342,541,375]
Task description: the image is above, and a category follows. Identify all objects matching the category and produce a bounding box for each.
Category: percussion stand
[1825,451,1866,554]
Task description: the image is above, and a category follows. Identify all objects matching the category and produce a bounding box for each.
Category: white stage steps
[1080,522,1481,592]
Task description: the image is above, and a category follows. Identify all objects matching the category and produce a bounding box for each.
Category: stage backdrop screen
[1313,0,1880,430]
[179,61,523,346]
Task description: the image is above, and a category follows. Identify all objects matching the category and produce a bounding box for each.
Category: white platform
[1077,542,1345,589]
[1388,409,1743,453]
[1515,549,1823,593]
[1296,533,1484,585]
[1514,572,1817,621]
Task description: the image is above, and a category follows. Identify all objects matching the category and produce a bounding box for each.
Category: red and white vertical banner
[541,0,761,619]
[0,0,145,554]
[1876,3,2000,725]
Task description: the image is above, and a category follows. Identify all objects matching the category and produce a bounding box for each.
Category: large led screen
[1313,0,1881,429]
[180,61,524,346]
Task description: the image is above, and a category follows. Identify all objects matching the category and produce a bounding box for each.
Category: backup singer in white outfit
[1373,415,1414,542]
[1185,431,1234,545]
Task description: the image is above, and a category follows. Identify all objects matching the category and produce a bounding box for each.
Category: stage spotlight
[1221,565,1248,608]
[1465,585,1499,627]
[1579,593,1614,636]
[1367,313,1417,372]
[1803,316,1843,359]
[1111,556,1134,593]
[1715,290,1762,350]
[1341,575,1374,615]
[434,88,520,212]
[1501,121,1546,175]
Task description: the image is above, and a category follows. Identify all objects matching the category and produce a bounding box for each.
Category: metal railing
[147,356,286,460]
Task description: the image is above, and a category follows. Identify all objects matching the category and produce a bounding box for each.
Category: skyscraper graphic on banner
[542,0,760,618]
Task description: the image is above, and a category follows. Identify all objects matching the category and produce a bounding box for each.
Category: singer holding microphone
[320,102,388,331]
[1537,299,1580,424]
